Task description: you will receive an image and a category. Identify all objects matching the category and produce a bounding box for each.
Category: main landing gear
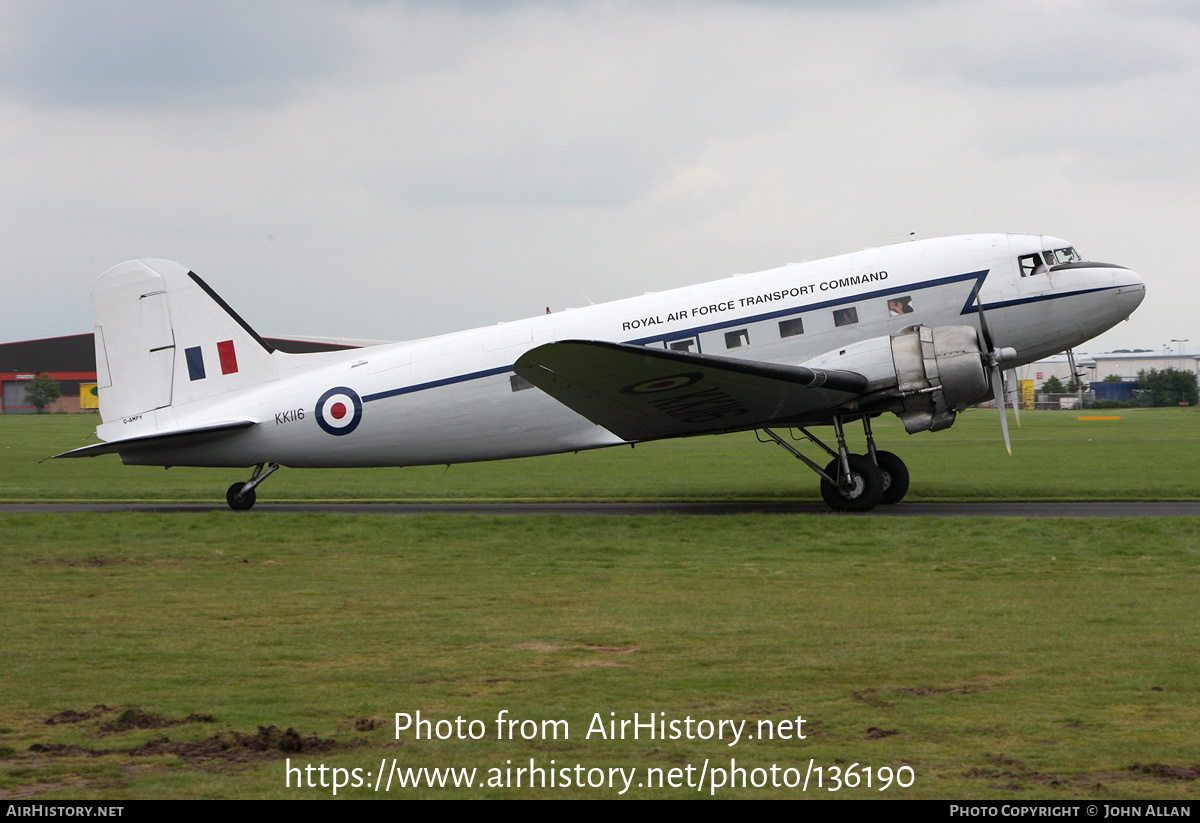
[225,462,279,510]
[760,416,909,512]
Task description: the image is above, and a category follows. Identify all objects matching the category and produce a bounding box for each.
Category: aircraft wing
[51,420,256,459]
[513,340,868,441]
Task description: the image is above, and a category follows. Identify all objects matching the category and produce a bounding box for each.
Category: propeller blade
[1006,370,1022,427]
[992,365,1012,456]
[975,280,1013,454]
[973,282,995,351]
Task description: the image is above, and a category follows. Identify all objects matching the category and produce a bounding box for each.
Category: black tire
[874,450,910,505]
[819,455,884,512]
[226,482,256,511]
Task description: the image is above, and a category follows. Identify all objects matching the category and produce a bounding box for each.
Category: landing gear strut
[226,462,279,511]
[760,416,909,512]
[861,413,909,506]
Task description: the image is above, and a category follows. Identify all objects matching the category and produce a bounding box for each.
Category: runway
[3,501,1199,516]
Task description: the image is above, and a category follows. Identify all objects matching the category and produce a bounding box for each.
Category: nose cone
[1111,266,1146,318]
[1062,262,1146,343]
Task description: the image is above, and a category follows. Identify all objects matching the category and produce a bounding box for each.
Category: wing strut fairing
[513,340,868,442]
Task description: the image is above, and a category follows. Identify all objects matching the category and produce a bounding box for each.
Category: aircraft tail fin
[91,259,278,425]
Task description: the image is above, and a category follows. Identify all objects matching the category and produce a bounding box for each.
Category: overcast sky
[2,0,1196,355]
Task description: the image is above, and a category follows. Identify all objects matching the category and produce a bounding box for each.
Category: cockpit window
[1019,253,1046,277]
[1045,246,1081,265]
[1021,246,1085,276]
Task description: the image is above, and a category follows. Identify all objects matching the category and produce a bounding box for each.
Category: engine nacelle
[802,324,991,434]
[889,324,990,432]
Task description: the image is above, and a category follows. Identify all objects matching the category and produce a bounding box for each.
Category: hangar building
[1012,351,1200,388]
[5,334,1194,414]
[0,334,360,414]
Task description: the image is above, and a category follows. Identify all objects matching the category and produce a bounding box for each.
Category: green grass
[2,411,1200,799]
[2,515,1199,799]
[5,407,1200,503]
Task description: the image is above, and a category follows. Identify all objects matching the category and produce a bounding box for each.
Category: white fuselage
[111,233,1145,468]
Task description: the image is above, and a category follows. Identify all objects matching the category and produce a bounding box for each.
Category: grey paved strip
[2,502,1197,516]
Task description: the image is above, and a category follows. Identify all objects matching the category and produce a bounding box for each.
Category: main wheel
[874,450,910,505]
[226,482,256,511]
[820,455,884,512]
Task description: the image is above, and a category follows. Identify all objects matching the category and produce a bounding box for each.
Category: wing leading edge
[513,340,868,441]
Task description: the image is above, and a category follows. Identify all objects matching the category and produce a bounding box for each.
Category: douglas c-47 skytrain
[55,234,1145,511]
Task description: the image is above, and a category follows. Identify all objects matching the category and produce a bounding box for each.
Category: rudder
[92,259,278,426]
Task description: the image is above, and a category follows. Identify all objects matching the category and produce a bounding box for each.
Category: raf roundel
[620,372,703,395]
[315,387,363,436]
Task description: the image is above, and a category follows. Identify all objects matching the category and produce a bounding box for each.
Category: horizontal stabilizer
[52,420,256,459]
[513,340,867,441]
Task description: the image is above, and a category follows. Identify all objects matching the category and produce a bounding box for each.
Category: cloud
[902,0,1187,89]
[0,0,351,108]
[0,0,1195,352]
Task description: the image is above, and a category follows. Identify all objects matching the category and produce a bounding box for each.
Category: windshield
[1020,246,1084,276]
[1044,246,1081,265]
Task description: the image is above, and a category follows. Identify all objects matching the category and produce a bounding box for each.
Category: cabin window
[833,307,858,327]
[887,296,914,316]
[510,375,534,392]
[668,338,697,352]
[779,317,804,338]
[725,329,749,349]
[1019,253,1046,277]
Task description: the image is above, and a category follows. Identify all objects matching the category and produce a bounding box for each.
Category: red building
[1,334,356,414]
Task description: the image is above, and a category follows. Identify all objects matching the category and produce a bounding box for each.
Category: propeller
[1006,371,1022,428]
[973,282,1018,454]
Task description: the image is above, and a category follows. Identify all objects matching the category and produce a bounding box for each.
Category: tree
[1136,368,1199,407]
[1102,374,1124,383]
[26,373,61,413]
[1041,375,1065,393]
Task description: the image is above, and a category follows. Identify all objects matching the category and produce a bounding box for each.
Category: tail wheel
[820,455,884,512]
[874,450,910,505]
[226,482,256,511]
